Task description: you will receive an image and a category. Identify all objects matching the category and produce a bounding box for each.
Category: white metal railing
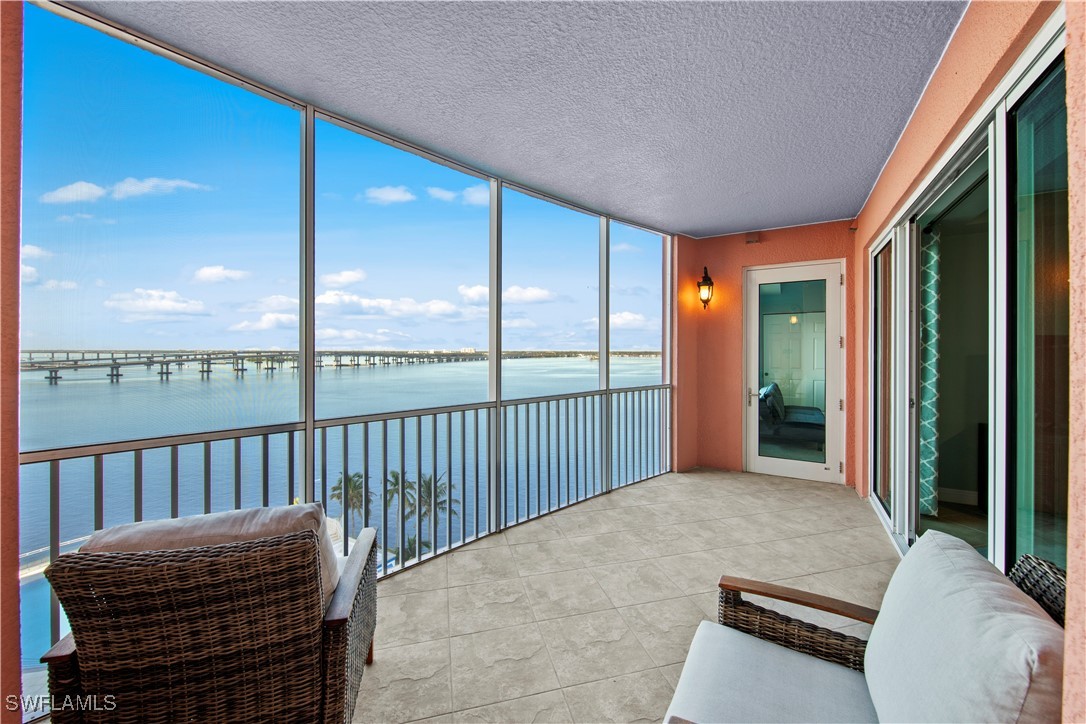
[18,384,670,661]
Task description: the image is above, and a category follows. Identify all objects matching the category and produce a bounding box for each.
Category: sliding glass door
[912,154,990,553]
[1009,59,1068,568]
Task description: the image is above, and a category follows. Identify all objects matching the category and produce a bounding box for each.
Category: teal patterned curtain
[918,227,940,516]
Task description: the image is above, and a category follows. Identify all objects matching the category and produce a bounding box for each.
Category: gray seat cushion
[865,530,1064,723]
[83,502,341,605]
[665,621,877,723]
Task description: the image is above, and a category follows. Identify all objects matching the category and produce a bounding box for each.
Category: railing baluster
[343,424,350,556]
[445,412,452,550]
[629,390,634,486]
[321,427,328,509]
[564,398,570,506]
[261,434,269,507]
[535,403,541,516]
[514,403,520,524]
[416,416,422,562]
[203,441,212,514]
[94,454,104,530]
[170,447,179,518]
[287,431,296,503]
[400,419,406,565]
[546,401,552,512]
[50,460,60,644]
[460,410,466,544]
[573,397,580,501]
[592,396,596,492]
[134,449,143,522]
[431,414,437,552]
[363,422,370,529]
[474,409,480,539]
[382,420,389,572]
[234,437,242,510]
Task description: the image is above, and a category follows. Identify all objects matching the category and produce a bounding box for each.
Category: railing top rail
[314,400,493,428]
[501,384,669,407]
[19,421,306,465]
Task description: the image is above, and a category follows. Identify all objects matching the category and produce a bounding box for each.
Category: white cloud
[56,213,94,223]
[21,245,53,259]
[40,177,209,204]
[320,268,367,288]
[427,187,458,202]
[111,177,210,200]
[462,184,489,206]
[192,265,250,283]
[316,327,412,345]
[503,285,555,304]
[457,284,489,304]
[40,181,107,204]
[610,311,656,330]
[104,288,206,316]
[21,265,38,283]
[611,242,639,253]
[242,294,298,312]
[501,318,537,329]
[42,280,77,291]
[315,290,459,318]
[362,185,416,205]
[229,313,298,332]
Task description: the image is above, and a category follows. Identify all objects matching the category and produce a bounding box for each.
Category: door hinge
[839,462,844,474]
[838,399,844,411]
[839,336,844,349]
[840,273,844,286]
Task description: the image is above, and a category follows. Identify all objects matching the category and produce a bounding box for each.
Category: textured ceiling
[73,1,966,237]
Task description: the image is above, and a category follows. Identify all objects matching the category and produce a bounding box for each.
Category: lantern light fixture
[697,267,714,309]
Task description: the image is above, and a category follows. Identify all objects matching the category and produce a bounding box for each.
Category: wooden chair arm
[719,575,879,624]
[41,633,76,665]
[325,527,377,628]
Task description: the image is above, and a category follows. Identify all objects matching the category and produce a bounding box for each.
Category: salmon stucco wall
[672,220,858,487]
[1063,0,1085,718]
[670,235,701,471]
[1,1,22,717]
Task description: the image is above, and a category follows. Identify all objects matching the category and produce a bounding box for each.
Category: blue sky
[21,4,664,353]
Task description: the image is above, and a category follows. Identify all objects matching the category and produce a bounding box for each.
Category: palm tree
[330,472,372,532]
[415,472,455,523]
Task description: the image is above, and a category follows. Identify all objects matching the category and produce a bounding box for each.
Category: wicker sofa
[42,504,377,723]
[665,530,1066,723]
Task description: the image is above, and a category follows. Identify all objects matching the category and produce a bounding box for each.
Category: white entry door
[744,261,844,483]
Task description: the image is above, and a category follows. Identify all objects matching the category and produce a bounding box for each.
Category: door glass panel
[915,155,989,553]
[873,243,893,513]
[757,279,826,463]
[1011,59,1068,568]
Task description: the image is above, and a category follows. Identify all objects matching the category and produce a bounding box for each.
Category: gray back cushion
[865,530,1064,723]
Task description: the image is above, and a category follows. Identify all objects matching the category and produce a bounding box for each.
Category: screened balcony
[4,1,1083,723]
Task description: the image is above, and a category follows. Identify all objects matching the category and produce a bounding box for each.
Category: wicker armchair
[42,525,378,723]
[666,541,1066,723]
[716,552,1066,673]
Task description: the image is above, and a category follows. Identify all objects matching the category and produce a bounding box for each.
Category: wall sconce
[789,315,798,325]
[697,267,714,309]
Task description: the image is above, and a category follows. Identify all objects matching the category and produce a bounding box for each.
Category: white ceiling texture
[74,1,967,237]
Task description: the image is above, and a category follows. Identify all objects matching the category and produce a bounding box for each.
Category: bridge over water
[21,349,659,383]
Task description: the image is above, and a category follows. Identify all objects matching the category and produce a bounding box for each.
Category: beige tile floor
[354,468,902,724]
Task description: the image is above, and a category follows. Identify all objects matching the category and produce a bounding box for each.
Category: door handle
[747,387,759,407]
